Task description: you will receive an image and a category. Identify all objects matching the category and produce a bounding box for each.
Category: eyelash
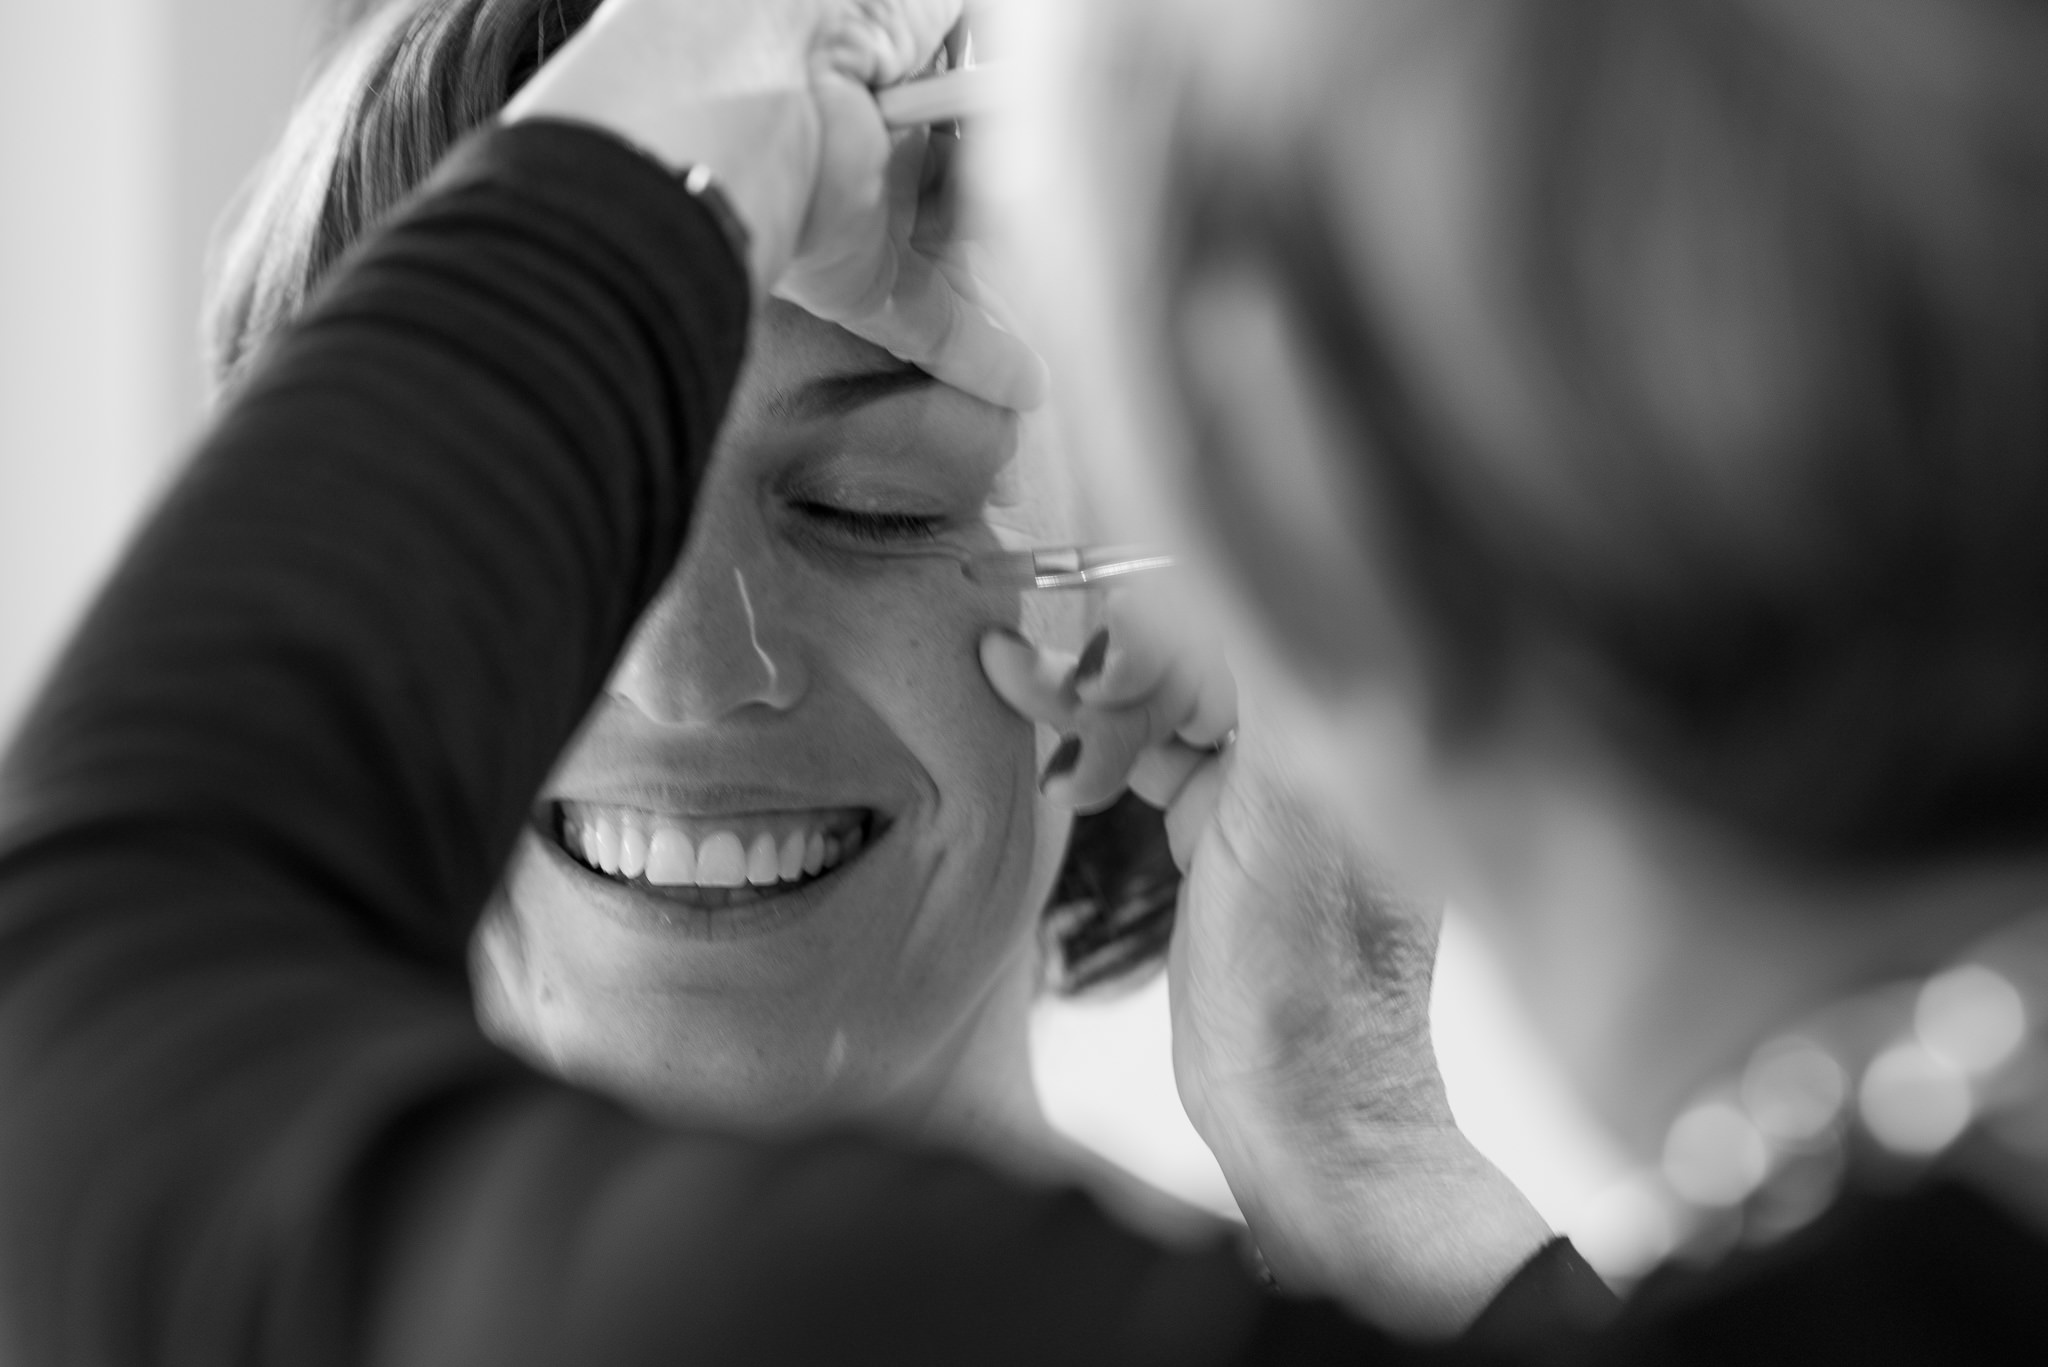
[790,500,946,544]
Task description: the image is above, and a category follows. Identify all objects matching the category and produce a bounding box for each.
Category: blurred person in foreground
[998,0,2048,1359]
[0,0,1607,1361]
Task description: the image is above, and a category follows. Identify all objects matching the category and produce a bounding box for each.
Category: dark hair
[210,0,1179,989]
[1158,0,2048,868]
[1041,791,1178,994]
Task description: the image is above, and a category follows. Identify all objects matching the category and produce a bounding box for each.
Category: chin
[479,827,1031,1135]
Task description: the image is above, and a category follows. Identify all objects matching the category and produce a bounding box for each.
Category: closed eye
[791,501,946,544]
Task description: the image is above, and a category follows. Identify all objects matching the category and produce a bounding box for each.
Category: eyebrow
[768,364,939,423]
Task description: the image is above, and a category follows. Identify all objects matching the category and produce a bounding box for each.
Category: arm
[1170,750,1565,1336]
[0,118,744,1366]
[982,603,1583,1339]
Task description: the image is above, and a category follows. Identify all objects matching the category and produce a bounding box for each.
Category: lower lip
[529,811,889,941]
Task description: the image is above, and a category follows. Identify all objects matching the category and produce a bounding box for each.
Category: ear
[1166,254,1410,703]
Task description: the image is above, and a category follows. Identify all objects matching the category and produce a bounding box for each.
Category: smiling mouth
[552,801,880,908]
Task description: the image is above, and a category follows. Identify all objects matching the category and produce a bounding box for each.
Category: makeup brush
[962,545,1176,592]
[844,540,1175,591]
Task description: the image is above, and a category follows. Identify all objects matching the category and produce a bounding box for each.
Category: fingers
[980,627,1191,807]
[1072,608,1238,756]
[783,25,1046,412]
[1153,657,1236,749]
[1072,615,1175,709]
[980,612,1240,815]
[1073,593,1234,740]
[1048,666,1202,810]
[782,71,1045,411]
[978,630,1077,729]
[778,68,897,308]
[909,129,963,251]
[1128,740,1210,810]
[846,250,1049,410]
[982,615,1239,875]
[1163,758,1227,870]
[814,0,965,85]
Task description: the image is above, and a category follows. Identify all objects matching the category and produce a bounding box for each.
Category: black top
[1600,1177,2048,1366]
[0,118,2034,1366]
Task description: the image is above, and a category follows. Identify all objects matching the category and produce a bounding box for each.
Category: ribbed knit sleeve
[0,121,1400,1367]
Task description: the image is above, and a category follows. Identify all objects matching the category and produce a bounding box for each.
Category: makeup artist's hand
[980,605,1552,1337]
[505,0,1044,410]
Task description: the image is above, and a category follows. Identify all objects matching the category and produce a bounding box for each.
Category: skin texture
[474,299,1084,1159]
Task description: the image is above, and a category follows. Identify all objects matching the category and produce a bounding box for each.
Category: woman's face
[480,299,1082,1129]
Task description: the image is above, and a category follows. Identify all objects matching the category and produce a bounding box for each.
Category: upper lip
[546,784,876,822]
[541,714,906,824]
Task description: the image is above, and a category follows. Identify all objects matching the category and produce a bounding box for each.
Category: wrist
[1220,1118,1552,1338]
[503,0,829,286]
[648,92,819,286]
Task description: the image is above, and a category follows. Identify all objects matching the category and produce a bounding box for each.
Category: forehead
[743,298,899,389]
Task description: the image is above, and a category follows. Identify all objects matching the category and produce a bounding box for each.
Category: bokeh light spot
[1741,1037,1847,1144]
[1860,1042,1971,1155]
[1915,964,2026,1076]
[1662,1100,1768,1207]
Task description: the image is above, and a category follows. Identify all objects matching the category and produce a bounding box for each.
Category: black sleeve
[0,120,1466,1366]
[1463,1239,1618,1350]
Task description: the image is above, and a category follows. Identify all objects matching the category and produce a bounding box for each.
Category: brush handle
[876,64,1010,128]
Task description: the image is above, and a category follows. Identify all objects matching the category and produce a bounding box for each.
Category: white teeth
[746,832,780,886]
[696,831,748,887]
[562,804,869,889]
[618,825,648,880]
[646,827,696,885]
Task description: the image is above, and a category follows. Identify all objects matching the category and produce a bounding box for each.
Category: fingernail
[1074,629,1110,684]
[1040,734,1082,791]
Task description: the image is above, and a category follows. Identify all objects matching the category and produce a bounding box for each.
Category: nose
[606,550,808,725]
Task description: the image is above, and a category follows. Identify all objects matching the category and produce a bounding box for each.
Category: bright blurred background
[0,0,1643,1280]
[0,0,324,730]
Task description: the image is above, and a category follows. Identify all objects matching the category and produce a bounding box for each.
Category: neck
[861,948,1228,1246]
[869,942,1067,1176]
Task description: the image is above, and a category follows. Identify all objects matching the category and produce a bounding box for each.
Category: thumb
[845,252,1049,410]
[1164,757,1228,871]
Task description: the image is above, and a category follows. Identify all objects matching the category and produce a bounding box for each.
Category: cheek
[813,574,1057,949]
[833,575,1033,830]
